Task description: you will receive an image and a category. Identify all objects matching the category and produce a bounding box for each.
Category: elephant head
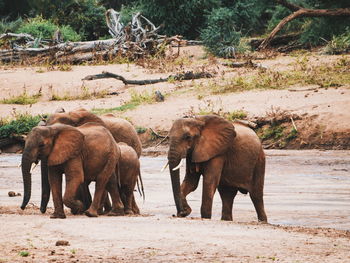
[21,124,84,210]
[167,115,236,216]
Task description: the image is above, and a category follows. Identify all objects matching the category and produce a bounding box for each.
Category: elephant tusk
[30,163,38,173]
[18,163,22,168]
[172,159,184,171]
[160,161,169,172]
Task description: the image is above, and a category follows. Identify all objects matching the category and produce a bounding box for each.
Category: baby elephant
[118,143,144,215]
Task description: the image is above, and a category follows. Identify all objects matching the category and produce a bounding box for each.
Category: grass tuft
[1,92,41,105]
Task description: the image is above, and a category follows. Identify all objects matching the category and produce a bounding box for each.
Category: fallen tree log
[82,71,213,85]
[0,11,181,64]
[221,60,266,69]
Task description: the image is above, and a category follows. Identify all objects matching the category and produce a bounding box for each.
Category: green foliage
[1,92,41,105]
[322,29,350,54]
[261,125,284,140]
[50,86,107,101]
[0,17,23,34]
[123,0,221,39]
[227,110,248,121]
[16,16,81,41]
[129,89,156,105]
[136,126,147,134]
[286,128,298,141]
[200,7,242,58]
[267,4,304,34]
[18,251,30,257]
[0,114,42,139]
[300,17,350,46]
[91,103,138,115]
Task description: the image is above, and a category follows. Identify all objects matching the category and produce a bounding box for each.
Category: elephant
[166,115,267,222]
[97,143,144,215]
[21,122,124,218]
[118,142,144,215]
[38,108,142,214]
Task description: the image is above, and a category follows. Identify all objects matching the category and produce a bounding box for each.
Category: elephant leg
[105,174,125,216]
[201,157,224,219]
[218,186,237,221]
[249,192,267,223]
[123,186,134,215]
[131,195,140,215]
[48,168,65,219]
[63,160,84,215]
[97,191,112,215]
[179,172,200,217]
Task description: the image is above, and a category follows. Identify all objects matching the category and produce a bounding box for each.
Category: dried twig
[82,71,213,85]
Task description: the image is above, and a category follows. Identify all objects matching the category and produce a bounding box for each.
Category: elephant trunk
[168,148,184,215]
[40,157,50,213]
[21,151,34,210]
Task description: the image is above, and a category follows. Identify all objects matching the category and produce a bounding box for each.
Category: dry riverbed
[0,150,349,262]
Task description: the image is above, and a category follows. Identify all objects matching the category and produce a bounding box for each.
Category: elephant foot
[85,209,98,217]
[50,212,66,219]
[221,216,233,221]
[124,209,134,215]
[177,205,191,217]
[258,219,268,224]
[107,208,125,216]
[71,207,84,215]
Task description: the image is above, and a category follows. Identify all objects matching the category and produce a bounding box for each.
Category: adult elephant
[39,108,142,213]
[166,115,267,222]
[21,123,124,218]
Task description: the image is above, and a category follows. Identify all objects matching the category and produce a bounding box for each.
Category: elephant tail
[136,168,145,202]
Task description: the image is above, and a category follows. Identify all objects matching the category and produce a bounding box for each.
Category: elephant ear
[48,125,84,166]
[192,115,236,163]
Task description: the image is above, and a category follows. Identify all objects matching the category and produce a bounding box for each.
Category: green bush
[0,114,42,139]
[322,28,350,54]
[52,0,108,41]
[200,7,243,58]
[0,17,23,34]
[122,0,221,40]
[16,16,81,41]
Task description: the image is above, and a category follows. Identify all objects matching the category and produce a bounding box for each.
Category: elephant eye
[183,133,192,140]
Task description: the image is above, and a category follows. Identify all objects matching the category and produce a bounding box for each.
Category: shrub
[16,16,81,41]
[122,0,221,40]
[0,114,42,139]
[200,7,243,58]
[322,29,350,54]
[0,17,23,34]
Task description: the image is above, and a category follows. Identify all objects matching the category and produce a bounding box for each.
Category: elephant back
[101,114,142,158]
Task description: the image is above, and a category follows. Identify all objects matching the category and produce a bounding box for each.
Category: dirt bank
[0,46,349,150]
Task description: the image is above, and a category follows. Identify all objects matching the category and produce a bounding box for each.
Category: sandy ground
[0,150,349,262]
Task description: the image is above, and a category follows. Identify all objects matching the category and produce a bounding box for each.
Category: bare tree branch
[259,1,350,49]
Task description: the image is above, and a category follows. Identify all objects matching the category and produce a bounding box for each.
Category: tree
[260,0,350,49]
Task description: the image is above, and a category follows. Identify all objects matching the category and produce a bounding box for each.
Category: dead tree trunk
[259,0,350,49]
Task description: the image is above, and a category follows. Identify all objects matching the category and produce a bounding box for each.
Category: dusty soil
[0,46,349,149]
[0,150,350,262]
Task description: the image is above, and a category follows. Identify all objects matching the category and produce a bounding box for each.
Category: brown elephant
[21,122,124,218]
[39,108,142,213]
[166,115,267,222]
[118,143,144,215]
